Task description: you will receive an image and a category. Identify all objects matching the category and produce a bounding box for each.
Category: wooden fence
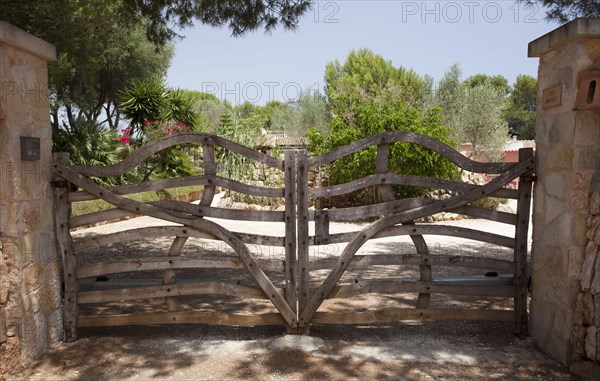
[52,132,535,341]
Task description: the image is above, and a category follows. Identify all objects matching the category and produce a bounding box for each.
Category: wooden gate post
[514,147,534,337]
[284,150,298,333]
[52,152,78,341]
[296,150,310,334]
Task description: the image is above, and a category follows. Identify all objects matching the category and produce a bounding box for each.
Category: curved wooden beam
[72,133,284,177]
[156,200,285,222]
[310,200,517,225]
[69,175,284,202]
[308,173,518,199]
[309,131,516,174]
[73,226,217,253]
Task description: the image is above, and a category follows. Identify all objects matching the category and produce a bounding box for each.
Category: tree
[454,84,509,161]
[1,0,311,46]
[120,0,312,45]
[310,50,458,202]
[308,101,458,201]
[271,90,330,137]
[505,75,538,139]
[510,75,538,113]
[324,49,426,124]
[118,78,202,181]
[262,101,290,130]
[0,0,174,133]
[119,78,200,143]
[433,64,510,160]
[52,117,121,185]
[0,0,311,132]
[521,1,600,23]
[464,74,510,96]
[435,63,463,131]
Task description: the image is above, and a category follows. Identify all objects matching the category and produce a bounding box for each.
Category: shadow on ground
[12,321,580,381]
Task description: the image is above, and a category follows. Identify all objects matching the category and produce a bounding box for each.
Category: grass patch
[471,196,508,210]
[71,185,203,216]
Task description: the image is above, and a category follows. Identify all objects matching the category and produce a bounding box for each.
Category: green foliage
[510,75,538,113]
[119,78,200,141]
[118,78,202,181]
[214,111,265,181]
[506,75,538,139]
[435,63,463,130]
[309,102,459,199]
[119,77,170,136]
[51,117,122,186]
[325,49,426,123]
[454,83,509,161]
[464,74,510,95]
[119,0,312,45]
[312,50,459,202]
[0,0,174,132]
[505,108,536,140]
[0,1,311,53]
[262,101,289,129]
[52,118,117,166]
[520,0,600,23]
[472,197,508,211]
[434,64,509,161]
[271,90,331,137]
[199,99,229,132]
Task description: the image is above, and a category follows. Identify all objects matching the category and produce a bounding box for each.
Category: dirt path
[3,197,580,380]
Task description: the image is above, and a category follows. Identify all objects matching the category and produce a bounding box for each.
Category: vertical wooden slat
[53,152,77,341]
[314,211,330,245]
[376,143,395,202]
[283,150,297,331]
[164,236,187,311]
[200,144,216,206]
[296,149,310,330]
[514,147,534,337]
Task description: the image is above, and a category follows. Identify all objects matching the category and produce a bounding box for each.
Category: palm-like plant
[52,116,122,185]
[118,77,170,141]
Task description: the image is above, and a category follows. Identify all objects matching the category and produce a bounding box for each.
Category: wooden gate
[52,132,534,341]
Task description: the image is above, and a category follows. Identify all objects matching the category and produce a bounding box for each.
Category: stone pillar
[0,22,60,363]
[529,18,600,364]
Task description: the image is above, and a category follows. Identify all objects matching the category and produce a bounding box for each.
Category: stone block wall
[0,22,60,364]
[572,171,600,363]
[528,18,600,364]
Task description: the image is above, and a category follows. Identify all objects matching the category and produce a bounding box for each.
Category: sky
[166,0,560,105]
